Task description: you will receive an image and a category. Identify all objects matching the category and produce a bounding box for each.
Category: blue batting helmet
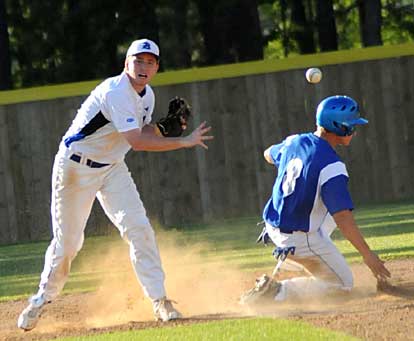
[316,96,368,136]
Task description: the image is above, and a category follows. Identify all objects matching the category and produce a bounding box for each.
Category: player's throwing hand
[184,121,214,149]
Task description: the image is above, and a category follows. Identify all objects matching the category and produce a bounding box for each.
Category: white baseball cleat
[153,297,182,322]
[239,274,281,306]
[17,295,47,331]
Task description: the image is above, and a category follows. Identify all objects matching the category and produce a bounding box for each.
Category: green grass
[57,318,357,341]
[332,201,414,262]
[1,200,413,301]
[173,200,414,270]
[0,236,126,301]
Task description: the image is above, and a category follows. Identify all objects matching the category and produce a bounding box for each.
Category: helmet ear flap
[332,121,356,136]
[332,121,346,136]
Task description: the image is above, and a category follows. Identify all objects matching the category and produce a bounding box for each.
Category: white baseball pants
[265,221,353,301]
[34,152,166,302]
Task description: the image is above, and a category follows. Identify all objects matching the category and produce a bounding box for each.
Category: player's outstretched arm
[333,210,391,281]
[122,122,213,152]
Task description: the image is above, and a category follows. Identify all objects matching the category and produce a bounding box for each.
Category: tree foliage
[1,0,414,90]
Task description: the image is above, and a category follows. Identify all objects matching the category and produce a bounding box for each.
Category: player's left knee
[117,213,152,237]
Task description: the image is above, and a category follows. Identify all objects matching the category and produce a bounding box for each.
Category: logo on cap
[141,42,151,50]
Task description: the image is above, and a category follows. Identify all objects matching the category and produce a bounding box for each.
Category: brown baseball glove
[155,96,192,137]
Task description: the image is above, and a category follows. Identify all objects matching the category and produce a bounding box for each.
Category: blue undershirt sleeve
[321,175,354,215]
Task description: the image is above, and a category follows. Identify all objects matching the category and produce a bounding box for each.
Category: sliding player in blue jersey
[241,95,390,305]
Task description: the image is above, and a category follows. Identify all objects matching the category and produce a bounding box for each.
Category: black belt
[69,154,110,168]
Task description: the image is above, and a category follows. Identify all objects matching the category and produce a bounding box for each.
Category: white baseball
[305,68,322,83]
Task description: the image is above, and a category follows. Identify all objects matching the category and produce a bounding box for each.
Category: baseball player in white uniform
[18,38,213,331]
[241,95,390,305]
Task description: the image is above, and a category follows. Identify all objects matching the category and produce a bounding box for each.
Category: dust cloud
[41,229,382,329]
[74,228,250,328]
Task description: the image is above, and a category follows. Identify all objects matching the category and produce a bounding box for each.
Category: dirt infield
[1,259,413,341]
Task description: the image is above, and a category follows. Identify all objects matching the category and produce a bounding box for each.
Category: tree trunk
[64,1,91,81]
[157,0,191,69]
[231,0,263,62]
[171,0,191,67]
[0,0,12,90]
[196,0,263,65]
[291,0,316,54]
[315,0,338,51]
[358,0,382,46]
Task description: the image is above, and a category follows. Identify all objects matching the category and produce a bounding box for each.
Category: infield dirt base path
[1,259,413,341]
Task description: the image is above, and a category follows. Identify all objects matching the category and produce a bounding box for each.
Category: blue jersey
[263,133,354,233]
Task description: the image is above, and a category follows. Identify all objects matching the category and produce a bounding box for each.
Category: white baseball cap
[126,39,159,58]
